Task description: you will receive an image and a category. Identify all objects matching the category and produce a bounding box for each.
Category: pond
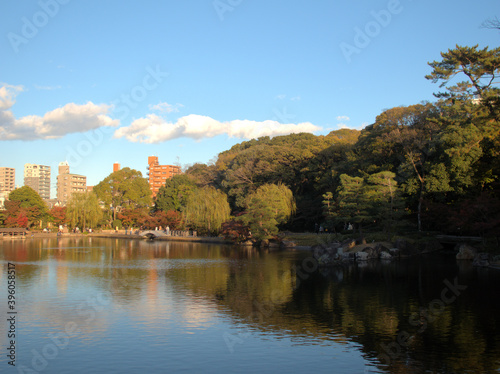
[1,237,499,373]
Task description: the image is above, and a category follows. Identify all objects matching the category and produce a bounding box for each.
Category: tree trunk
[417,186,423,232]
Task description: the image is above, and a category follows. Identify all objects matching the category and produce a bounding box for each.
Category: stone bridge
[138,230,167,238]
[138,230,197,239]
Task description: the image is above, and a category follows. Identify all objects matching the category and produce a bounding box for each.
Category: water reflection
[0,238,499,373]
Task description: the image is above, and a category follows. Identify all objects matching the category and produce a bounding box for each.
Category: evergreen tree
[329,174,371,234]
[154,174,197,212]
[93,167,151,220]
[365,171,405,235]
[241,183,296,241]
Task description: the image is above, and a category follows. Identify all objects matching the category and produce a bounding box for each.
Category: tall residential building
[147,156,182,197]
[56,161,87,205]
[0,167,16,195]
[0,167,16,208]
[24,164,51,200]
[113,163,121,173]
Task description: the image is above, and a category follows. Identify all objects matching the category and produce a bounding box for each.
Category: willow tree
[183,186,230,234]
[66,192,103,229]
[241,183,296,241]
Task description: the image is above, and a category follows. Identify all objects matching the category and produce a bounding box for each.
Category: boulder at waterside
[280,240,296,249]
[455,243,477,260]
[355,251,369,262]
[472,252,491,267]
[380,251,392,260]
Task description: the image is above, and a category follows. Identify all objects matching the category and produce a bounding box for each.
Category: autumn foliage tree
[4,186,48,228]
[49,206,67,227]
[3,201,29,228]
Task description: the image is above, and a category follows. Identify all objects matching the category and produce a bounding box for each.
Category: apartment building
[24,163,51,200]
[147,156,182,197]
[56,161,87,205]
[0,167,15,196]
[0,167,15,208]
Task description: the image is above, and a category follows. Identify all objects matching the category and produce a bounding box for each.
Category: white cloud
[114,114,322,144]
[149,102,183,113]
[290,96,301,101]
[336,115,350,122]
[34,84,62,91]
[0,98,119,141]
[0,84,23,110]
[337,121,368,130]
[275,94,286,100]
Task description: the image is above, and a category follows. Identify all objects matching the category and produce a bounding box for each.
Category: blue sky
[0,0,498,198]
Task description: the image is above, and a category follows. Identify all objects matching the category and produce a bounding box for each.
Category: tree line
[1,44,499,243]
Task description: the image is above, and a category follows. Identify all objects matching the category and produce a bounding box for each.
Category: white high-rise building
[24,164,51,200]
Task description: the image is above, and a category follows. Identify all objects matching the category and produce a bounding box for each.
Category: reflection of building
[56,161,87,205]
[0,167,15,208]
[24,163,51,200]
[147,156,181,197]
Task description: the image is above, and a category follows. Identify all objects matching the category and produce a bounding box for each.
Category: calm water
[1,237,499,374]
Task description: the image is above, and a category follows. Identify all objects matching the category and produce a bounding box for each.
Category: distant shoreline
[13,231,233,245]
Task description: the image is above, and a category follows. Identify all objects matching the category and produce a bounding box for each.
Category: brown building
[24,163,51,200]
[147,156,182,197]
[0,167,16,196]
[56,161,87,205]
[0,167,16,208]
[113,163,120,173]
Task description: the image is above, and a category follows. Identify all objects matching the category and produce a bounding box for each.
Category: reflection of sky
[0,238,374,373]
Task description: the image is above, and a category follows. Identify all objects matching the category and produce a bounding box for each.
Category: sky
[0,0,499,198]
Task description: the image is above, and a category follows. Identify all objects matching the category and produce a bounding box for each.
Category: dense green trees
[1,44,497,241]
[93,167,151,221]
[240,183,296,241]
[174,45,498,240]
[153,174,197,212]
[325,172,404,235]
